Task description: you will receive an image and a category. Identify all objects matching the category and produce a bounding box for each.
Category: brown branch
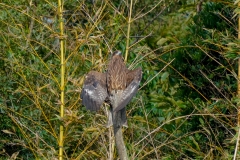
[112,110,128,160]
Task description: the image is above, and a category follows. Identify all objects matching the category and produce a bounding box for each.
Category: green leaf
[161,72,169,82]
[157,37,169,45]
[199,118,204,125]
[189,136,200,151]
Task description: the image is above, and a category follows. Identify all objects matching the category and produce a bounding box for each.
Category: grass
[0,0,238,159]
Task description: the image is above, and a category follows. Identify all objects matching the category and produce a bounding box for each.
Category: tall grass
[0,0,238,159]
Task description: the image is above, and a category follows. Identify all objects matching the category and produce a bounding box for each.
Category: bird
[80,50,142,128]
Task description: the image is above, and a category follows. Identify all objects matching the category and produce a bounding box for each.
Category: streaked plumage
[80,51,142,127]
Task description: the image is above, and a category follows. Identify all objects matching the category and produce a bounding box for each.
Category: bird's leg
[106,108,113,128]
[120,107,128,128]
[106,107,128,128]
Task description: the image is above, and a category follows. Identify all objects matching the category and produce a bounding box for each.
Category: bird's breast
[107,57,127,92]
[108,72,126,91]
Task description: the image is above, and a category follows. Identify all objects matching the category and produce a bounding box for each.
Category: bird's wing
[80,71,108,112]
[114,68,142,112]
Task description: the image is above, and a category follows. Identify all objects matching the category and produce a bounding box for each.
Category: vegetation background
[0,0,239,159]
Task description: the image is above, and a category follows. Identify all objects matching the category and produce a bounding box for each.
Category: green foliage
[0,0,238,159]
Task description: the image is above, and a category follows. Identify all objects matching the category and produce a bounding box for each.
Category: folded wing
[114,68,142,112]
[80,71,108,111]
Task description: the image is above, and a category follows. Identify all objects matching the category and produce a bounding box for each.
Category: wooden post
[112,109,128,160]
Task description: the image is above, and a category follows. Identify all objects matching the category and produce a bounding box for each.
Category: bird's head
[112,50,122,56]
[109,50,124,65]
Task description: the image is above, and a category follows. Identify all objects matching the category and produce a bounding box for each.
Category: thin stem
[234,127,240,160]
[125,0,133,62]
[235,2,240,160]
[58,0,65,160]
[238,0,240,130]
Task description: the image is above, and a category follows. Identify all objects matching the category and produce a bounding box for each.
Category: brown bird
[80,51,142,127]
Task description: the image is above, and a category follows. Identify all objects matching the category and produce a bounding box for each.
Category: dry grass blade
[134,113,229,147]
[200,70,235,107]
[234,127,240,160]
